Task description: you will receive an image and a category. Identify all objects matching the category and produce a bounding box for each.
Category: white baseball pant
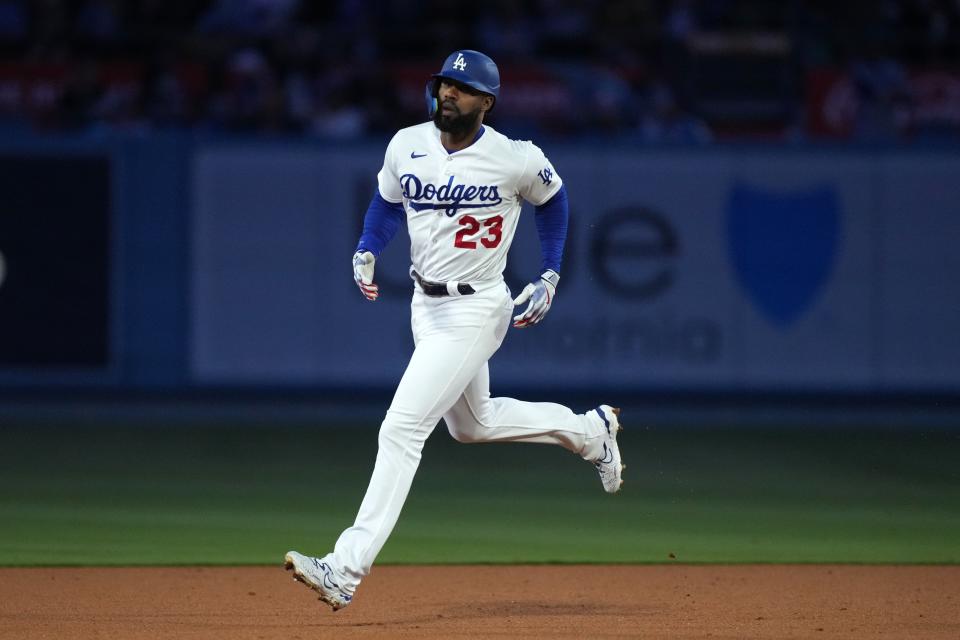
[331,281,605,588]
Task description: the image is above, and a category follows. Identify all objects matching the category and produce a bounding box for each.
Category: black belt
[412,270,476,297]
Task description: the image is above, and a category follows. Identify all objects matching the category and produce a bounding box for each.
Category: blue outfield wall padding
[1,135,959,399]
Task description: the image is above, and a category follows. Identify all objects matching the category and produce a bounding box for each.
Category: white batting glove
[512,270,559,328]
[352,250,379,301]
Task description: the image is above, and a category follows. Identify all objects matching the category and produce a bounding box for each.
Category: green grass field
[1,420,958,566]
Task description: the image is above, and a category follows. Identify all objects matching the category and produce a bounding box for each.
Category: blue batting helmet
[425,50,500,118]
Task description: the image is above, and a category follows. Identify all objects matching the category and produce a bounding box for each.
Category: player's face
[433,80,491,135]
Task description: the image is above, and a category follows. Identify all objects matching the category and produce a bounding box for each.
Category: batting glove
[353,250,379,301]
[512,270,559,328]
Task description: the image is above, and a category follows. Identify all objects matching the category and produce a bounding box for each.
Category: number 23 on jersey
[454,214,503,249]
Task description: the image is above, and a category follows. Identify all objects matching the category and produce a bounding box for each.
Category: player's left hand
[512,270,559,328]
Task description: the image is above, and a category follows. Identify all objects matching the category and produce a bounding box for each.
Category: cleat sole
[611,408,624,493]
[594,405,625,494]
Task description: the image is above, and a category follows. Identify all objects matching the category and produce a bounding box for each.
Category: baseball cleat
[592,405,624,493]
[284,551,353,611]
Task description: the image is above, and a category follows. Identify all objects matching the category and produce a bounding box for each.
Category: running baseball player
[285,49,624,611]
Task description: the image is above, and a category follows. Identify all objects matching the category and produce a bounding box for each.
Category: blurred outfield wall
[1,135,959,396]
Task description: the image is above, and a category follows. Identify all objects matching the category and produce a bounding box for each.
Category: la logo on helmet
[452,53,467,71]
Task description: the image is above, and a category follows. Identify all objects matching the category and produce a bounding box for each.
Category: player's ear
[481,95,495,113]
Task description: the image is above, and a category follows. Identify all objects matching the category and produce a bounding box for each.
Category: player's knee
[446,422,480,443]
[378,425,400,450]
[378,413,421,451]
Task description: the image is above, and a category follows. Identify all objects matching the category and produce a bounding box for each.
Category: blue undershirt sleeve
[533,184,568,274]
[356,190,405,257]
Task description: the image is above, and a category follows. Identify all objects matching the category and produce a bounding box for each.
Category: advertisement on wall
[191,145,960,392]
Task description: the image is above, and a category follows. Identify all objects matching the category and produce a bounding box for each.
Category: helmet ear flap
[425,79,439,118]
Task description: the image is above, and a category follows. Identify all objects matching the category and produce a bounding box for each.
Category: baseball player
[285,49,624,611]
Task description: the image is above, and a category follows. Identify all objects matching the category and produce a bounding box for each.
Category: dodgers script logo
[400,174,502,216]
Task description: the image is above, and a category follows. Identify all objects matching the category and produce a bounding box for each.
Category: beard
[433,102,482,135]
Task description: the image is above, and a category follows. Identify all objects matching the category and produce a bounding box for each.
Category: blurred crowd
[0,0,959,142]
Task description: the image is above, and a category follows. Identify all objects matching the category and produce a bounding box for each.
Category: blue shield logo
[726,183,841,328]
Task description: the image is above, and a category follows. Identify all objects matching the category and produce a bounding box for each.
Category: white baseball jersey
[377,122,562,284]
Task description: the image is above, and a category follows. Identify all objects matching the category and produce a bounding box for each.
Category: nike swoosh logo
[318,563,340,590]
[410,152,428,159]
[596,443,614,465]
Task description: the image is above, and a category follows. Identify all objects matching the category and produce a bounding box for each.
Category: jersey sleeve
[517,142,563,206]
[376,134,404,203]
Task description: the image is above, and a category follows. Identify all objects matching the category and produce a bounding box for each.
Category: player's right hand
[352,250,379,301]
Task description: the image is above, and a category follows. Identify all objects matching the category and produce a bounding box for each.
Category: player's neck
[441,122,485,153]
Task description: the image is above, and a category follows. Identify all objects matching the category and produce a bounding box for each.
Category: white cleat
[284,551,353,611]
[592,405,624,493]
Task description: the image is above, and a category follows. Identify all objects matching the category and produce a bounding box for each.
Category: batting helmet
[425,50,500,118]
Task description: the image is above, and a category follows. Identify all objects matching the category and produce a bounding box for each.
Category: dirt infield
[1,565,957,639]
